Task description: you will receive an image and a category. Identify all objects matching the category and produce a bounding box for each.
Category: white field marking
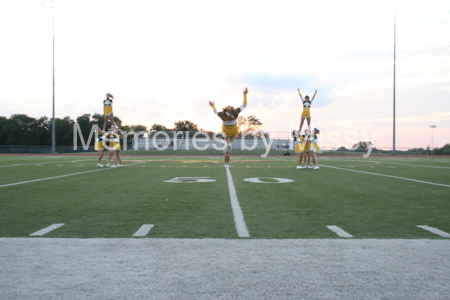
[0,159,90,168]
[244,177,294,184]
[132,224,155,237]
[0,162,145,188]
[225,168,250,238]
[29,223,65,236]
[326,225,353,238]
[320,164,450,188]
[364,160,450,170]
[417,225,450,238]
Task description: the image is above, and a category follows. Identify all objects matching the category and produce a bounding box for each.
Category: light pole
[393,10,397,155]
[430,125,437,149]
[42,0,56,153]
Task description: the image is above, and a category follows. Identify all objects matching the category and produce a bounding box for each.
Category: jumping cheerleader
[102,93,116,132]
[209,87,248,167]
[298,89,317,134]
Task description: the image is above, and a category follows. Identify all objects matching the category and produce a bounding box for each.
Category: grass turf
[0,155,449,239]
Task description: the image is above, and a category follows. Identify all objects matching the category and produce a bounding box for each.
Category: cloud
[224,72,335,108]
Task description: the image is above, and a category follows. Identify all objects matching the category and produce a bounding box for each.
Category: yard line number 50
[164,177,293,183]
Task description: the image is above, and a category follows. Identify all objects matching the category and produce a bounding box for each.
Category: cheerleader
[102,93,116,132]
[311,128,320,169]
[209,87,248,167]
[106,126,123,168]
[95,128,105,167]
[295,129,311,169]
[298,89,317,135]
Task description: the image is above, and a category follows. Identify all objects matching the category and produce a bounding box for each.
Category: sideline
[1,238,449,299]
[320,164,450,188]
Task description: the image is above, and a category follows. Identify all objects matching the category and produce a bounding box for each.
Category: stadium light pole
[430,125,437,149]
[51,0,56,153]
[42,0,56,153]
[393,9,397,155]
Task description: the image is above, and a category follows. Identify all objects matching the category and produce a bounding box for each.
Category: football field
[0,154,449,239]
[1,154,450,299]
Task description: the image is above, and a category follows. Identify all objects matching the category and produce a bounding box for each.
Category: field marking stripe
[132,224,154,237]
[225,168,250,238]
[326,225,353,238]
[320,164,450,188]
[29,223,65,236]
[364,160,450,169]
[417,225,450,238]
[0,162,145,188]
[0,159,91,168]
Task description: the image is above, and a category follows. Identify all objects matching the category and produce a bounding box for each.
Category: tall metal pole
[51,0,55,153]
[430,125,437,149]
[393,10,396,155]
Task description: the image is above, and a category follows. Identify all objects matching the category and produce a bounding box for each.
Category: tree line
[0,113,264,147]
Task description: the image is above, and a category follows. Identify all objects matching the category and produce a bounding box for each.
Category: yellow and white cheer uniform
[298,90,316,119]
[103,98,113,116]
[94,132,105,151]
[211,93,247,139]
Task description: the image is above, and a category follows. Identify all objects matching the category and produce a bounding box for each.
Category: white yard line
[132,225,155,237]
[0,159,91,168]
[29,223,65,236]
[417,225,450,238]
[225,168,250,238]
[0,162,145,188]
[364,160,450,169]
[326,225,353,238]
[320,164,450,188]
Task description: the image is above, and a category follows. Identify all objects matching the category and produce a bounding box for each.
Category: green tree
[173,120,199,131]
[0,116,9,145]
[151,124,169,131]
[246,115,262,132]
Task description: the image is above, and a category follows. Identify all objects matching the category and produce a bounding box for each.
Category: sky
[0,0,449,150]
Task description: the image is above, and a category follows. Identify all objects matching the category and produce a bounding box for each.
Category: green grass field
[1,154,449,239]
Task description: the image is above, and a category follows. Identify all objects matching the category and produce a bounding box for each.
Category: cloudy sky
[1,0,449,149]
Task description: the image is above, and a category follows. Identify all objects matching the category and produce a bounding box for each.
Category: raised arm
[298,88,304,102]
[239,87,248,112]
[310,90,317,103]
[209,101,219,115]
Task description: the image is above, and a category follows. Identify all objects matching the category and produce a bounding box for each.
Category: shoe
[308,165,313,169]
[224,164,229,168]
[97,163,103,167]
[110,165,117,168]
[313,166,320,169]
[118,164,123,167]
[107,163,110,167]
[296,166,304,169]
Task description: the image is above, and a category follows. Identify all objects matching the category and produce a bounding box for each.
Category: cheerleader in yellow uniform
[298,89,317,135]
[209,87,248,167]
[295,129,312,169]
[293,131,305,169]
[95,128,106,167]
[106,126,123,168]
[311,128,320,169]
[102,93,116,132]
